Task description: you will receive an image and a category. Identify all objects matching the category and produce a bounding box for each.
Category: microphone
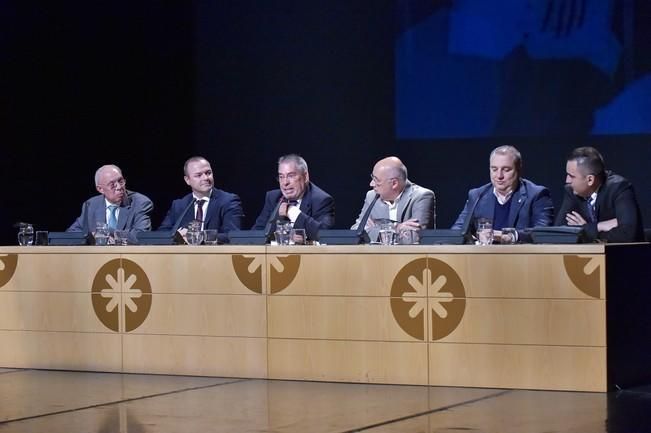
[264,196,286,239]
[81,201,91,237]
[459,188,489,239]
[171,198,197,233]
[355,193,380,238]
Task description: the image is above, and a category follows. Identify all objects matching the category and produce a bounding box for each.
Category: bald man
[351,156,435,242]
[67,164,153,235]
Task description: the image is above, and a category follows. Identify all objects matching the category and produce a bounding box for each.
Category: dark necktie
[195,199,206,223]
[586,199,596,223]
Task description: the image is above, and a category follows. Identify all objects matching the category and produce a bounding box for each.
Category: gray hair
[278,154,308,174]
[94,165,122,186]
[490,145,522,173]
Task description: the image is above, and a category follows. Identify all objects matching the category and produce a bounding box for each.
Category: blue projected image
[396,0,651,138]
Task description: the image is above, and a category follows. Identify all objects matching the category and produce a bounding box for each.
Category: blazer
[252,182,335,241]
[158,187,243,243]
[351,181,435,242]
[67,190,153,234]
[554,171,644,242]
[451,178,554,237]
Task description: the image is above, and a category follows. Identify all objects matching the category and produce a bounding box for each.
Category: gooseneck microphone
[355,193,380,238]
[171,198,197,233]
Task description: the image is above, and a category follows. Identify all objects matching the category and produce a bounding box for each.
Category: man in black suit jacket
[159,156,243,243]
[252,154,335,241]
[555,146,644,242]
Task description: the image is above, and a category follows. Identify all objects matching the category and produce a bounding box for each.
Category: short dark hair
[568,147,606,182]
[183,156,210,176]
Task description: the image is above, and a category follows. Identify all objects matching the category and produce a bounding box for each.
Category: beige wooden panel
[122,334,267,378]
[0,330,122,372]
[122,253,266,295]
[429,343,606,392]
[2,254,118,292]
[0,292,108,333]
[134,294,267,337]
[268,296,417,341]
[437,298,606,346]
[268,339,428,385]
[427,254,605,299]
[274,254,425,296]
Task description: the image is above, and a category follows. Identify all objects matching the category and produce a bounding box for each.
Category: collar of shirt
[588,191,598,208]
[492,188,514,205]
[382,191,403,222]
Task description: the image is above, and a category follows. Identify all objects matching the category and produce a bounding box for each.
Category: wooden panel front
[122,334,267,378]
[268,339,428,385]
[437,298,606,346]
[268,296,414,341]
[136,294,266,337]
[429,343,607,392]
[0,330,122,372]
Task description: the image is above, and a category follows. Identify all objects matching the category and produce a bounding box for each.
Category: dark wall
[2,1,650,244]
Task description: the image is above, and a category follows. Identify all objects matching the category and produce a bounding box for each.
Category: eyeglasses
[102,177,126,190]
[370,174,396,184]
[278,172,300,182]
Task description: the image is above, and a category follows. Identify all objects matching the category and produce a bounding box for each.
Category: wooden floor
[1,369,650,432]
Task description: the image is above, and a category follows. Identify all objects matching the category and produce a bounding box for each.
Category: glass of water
[17,224,34,246]
[476,218,494,246]
[95,222,109,246]
[378,222,396,245]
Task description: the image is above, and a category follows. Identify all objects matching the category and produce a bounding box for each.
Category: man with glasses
[67,164,153,235]
[252,154,335,241]
[159,156,243,243]
[556,146,644,242]
[351,156,435,242]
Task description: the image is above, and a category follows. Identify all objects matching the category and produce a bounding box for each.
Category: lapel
[203,188,219,227]
[396,182,414,222]
[116,193,133,230]
[507,181,526,227]
[299,184,313,216]
[93,198,106,227]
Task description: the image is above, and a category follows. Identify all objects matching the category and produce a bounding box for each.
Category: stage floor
[1,368,649,432]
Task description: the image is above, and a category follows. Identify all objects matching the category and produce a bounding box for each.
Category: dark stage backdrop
[2,1,650,245]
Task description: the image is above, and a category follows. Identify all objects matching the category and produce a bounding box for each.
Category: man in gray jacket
[351,156,435,242]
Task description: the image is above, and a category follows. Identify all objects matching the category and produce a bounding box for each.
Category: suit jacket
[67,190,153,236]
[451,179,554,238]
[158,187,243,243]
[554,171,644,242]
[252,182,335,241]
[351,181,435,242]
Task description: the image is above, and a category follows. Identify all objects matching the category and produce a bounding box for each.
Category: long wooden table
[1,244,649,392]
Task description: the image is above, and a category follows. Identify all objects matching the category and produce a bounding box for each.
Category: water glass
[289,228,306,245]
[476,218,494,246]
[397,227,419,245]
[378,222,396,246]
[274,221,292,245]
[95,222,109,246]
[114,230,129,246]
[501,227,517,244]
[203,229,219,245]
[35,231,49,246]
[187,230,204,246]
[17,224,34,246]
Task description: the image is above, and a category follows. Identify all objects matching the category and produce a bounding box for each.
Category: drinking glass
[114,230,129,246]
[35,231,49,246]
[289,228,306,245]
[398,227,419,245]
[95,222,109,246]
[476,218,494,246]
[378,222,396,246]
[203,229,219,245]
[17,224,34,246]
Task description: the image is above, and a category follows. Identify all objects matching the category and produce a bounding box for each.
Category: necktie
[107,205,118,230]
[196,199,206,224]
[586,199,596,223]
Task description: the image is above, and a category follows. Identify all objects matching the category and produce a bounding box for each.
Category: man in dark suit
[555,146,644,242]
[252,154,335,241]
[67,164,153,239]
[159,156,243,243]
[452,145,553,242]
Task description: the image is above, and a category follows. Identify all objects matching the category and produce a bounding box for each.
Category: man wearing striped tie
[556,146,645,242]
[67,164,153,237]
